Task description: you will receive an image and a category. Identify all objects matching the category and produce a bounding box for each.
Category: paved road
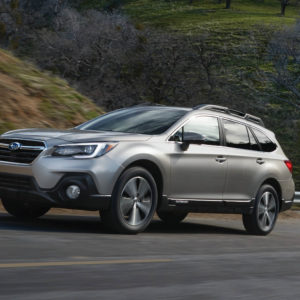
[0,211,300,300]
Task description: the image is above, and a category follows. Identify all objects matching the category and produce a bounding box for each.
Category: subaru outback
[0,104,295,234]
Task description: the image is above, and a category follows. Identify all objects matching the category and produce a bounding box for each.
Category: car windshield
[77,107,189,135]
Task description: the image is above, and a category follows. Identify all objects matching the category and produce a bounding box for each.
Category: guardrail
[294,192,300,204]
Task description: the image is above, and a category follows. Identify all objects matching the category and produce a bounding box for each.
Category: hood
[1,128,152,145]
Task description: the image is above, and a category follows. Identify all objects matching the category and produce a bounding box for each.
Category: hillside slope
[123,0,299,30]
[0,49,102,134]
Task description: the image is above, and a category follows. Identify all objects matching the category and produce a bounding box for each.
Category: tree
[263,21,300,107]
[279,0,289,16]
[0,0,67,47]
[225,0,231,9]
[18,8,227,110]
[218,0,232,8]
[0,0,22,46]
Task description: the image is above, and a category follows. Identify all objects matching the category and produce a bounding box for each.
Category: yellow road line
[0,258,172,269]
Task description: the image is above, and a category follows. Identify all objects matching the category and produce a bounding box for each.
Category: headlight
[52,143,117,158]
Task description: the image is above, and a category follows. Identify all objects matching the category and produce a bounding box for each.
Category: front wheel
[243,184,279,235]
[1,198,50,219]
[100,167,158,234]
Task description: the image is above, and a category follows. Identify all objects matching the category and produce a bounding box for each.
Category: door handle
[216,156,227,163]
[256,158,265,165]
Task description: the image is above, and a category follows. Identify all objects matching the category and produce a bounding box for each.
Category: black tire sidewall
[1,198,50,219]
[157,210,188,224]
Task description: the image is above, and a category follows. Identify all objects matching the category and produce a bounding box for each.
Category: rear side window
[252,128,277,152]
[223,120,251,150]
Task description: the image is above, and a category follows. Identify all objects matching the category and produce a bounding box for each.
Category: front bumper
[0,152,124,195]
[0,172,111,210]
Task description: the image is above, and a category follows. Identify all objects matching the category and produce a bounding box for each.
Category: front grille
[0,139,45,164]
[0,173,34,190]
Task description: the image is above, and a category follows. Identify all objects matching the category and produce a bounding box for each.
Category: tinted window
[247,128,260,151]
[223,120,251,150]
[252,128,277,152]
[182,117,220,145]
[77,107,188,135]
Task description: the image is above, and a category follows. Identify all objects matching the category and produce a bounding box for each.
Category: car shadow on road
[0,212,246,235]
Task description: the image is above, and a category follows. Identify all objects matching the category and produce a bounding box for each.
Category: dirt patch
[0,73,51,128]
[0,49,102,133]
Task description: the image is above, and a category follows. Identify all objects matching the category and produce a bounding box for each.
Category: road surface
[0,209,300,299]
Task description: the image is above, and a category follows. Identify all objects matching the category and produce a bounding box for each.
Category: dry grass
[0,49,103,133]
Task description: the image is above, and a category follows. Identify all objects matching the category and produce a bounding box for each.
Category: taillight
[284,160,293,173]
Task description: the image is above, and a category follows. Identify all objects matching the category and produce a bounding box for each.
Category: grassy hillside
[0,49,102,134]
[123,0,299,30]
[123,0,300,62]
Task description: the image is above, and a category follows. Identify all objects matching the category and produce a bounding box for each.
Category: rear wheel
[157,211,188,225]
[1,198,50,219]
[100,167,158,234]
[243,184,279,235]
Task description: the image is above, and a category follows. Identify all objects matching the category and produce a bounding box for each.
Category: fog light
[66,185,81,200]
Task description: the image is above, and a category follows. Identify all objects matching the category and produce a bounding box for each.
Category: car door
[221,119,265,202]
[169,116,227,200]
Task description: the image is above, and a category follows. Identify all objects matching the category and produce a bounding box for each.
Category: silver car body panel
[0,107,295,212]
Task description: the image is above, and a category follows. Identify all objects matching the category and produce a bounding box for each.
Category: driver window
[182,116,220,145]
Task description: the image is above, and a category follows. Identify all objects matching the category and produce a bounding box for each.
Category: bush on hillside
[18,8,235,110]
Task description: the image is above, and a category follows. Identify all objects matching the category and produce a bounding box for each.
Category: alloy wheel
[120,176,153,226]
[257,191,277,231]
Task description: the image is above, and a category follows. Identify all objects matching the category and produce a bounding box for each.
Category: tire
[100,167,158,234]
[1,198,50,219]
[243,184,279,235]
[157,210,188,225]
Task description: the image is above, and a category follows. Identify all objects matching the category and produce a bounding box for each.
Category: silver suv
[0,105,295,235]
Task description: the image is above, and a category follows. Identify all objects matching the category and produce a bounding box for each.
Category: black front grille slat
[0,139,45,164]
[12,151,41,158]
[0,149,10,153]
[0,154,38,161]
[0,156,35,163]
[1,178,28,184]
[0,174,33,190]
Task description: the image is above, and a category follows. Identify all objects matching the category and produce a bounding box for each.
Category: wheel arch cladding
[125,160,163,203]
[261,178,282,210]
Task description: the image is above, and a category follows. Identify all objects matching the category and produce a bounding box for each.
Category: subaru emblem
[8,142,22,151]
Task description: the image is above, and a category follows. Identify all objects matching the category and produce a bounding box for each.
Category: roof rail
[193,104,265,127]
[193,104,228,112]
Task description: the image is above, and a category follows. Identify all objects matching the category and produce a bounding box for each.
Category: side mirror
[180,141,190,151]
[171,128,206,151]
[180,129,206,151]
[182,130,205,143]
